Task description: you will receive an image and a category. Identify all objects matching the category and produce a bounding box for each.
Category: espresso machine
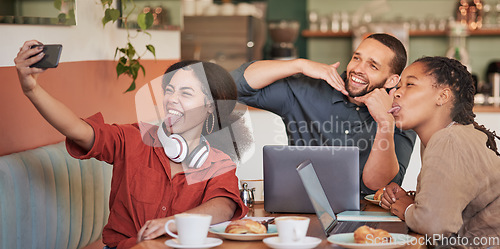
[268,20,300,60]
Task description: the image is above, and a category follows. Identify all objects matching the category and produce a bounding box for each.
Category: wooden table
[131,201,427,249]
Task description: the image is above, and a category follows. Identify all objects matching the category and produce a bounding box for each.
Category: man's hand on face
[353,88,396,127]
[299,60,348,96]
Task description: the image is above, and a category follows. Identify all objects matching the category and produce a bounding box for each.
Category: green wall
[266,0,307,59]
[305,0,500,83]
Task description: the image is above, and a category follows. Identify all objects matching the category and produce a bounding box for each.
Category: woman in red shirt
[15,40,248,249]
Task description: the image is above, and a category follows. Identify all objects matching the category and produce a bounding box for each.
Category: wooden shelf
[301,28,500,38]
[468,28,500,36]
[409,30,447,36]
[301,30,352,37]
[474,105,500,113]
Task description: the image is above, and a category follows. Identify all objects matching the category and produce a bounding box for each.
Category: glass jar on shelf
[446,22,471,72]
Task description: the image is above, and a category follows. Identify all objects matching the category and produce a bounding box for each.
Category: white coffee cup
[236,3,256,16]
[220,3,235,16]
[203,4,219,16]
[183,0,196,16]
[165,213,212,245]
[275,216,310,243]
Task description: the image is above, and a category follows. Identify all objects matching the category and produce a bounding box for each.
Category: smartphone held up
[29,44,62,69]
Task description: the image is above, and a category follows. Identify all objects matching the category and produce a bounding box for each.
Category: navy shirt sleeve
[231,61,297,116]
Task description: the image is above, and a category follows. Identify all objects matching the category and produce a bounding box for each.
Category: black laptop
[296,159,408,235]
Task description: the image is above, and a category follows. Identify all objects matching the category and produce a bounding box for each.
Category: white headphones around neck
[157,125,210,169]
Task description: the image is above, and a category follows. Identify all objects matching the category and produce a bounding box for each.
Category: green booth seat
[0,142,111,249]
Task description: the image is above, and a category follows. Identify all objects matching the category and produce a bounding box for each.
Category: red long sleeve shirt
[66,113,247,249]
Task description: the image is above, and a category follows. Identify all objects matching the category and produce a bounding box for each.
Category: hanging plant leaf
[54,0,62,10]
[114,47,119,59]
[101,0,156,93]
[124,81,136,93]
[58,13,67,24]
[130,60,146,77]
[146,44,156,59]
[129,59,140,79]
[137,12,154,30]
[101,0,113,7]
[102,8,120,26]
[116,56,128,78]
[109,8,121,22]
[102,11,113,26]
[126,43,136,60]
[139,63,146,76]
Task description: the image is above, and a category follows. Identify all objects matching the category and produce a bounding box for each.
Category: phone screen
[29,44,63,68]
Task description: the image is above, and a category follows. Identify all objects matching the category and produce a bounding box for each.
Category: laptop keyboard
[332,221,379,234]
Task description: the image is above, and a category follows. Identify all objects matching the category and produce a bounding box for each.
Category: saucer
[263,236,322,249]
[164,237,222,249]
[209,217,278,241]
[364,194,381,205]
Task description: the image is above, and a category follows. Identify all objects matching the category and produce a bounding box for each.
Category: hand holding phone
[29,44,63,68]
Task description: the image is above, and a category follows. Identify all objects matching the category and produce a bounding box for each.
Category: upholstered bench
[0,141,112,249]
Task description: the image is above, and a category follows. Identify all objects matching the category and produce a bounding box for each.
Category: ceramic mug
[275,216,310,243]
[165,213,212,245]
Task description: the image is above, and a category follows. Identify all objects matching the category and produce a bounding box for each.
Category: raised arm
[14,40,95,151]
[354,88,401,191]
[244,59,348,95]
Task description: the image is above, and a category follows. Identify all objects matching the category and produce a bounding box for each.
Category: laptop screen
[263,145,360,214]
[296,159,338,235]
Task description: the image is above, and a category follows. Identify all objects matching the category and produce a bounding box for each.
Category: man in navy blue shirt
[231,33,416,195]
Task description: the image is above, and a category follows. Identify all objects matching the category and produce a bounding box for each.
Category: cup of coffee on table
[165,213,212,245]
[275,216,310,243]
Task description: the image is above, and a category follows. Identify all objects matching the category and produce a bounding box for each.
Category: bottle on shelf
[496,0,500,27]
[482,2,495,29]
[446,21,471,72]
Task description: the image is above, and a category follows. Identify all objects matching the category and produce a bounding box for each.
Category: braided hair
[414,56,500,156]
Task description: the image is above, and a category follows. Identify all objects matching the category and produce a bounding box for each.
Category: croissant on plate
[354,225,392,244]
[373,188,384,201]
[224,219,267,234]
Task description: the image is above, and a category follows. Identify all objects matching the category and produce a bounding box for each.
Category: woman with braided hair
[379,56,500,247]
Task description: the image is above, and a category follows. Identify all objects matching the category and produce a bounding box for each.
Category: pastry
[373,188,384,201]
[225,219,267,234]
[354,225,392,244]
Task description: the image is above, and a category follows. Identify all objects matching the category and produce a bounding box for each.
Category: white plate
[164,237,222,249]
[209,217,277,241]
[263,236,322,249]
[328,233,417,249]
[364,194,381,205]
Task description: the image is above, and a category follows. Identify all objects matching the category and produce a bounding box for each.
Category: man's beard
[346,84,370,97]
[345,79,371,98]
[345,77,385,98]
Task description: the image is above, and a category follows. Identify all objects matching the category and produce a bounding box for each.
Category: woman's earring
[205,112,215,134]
